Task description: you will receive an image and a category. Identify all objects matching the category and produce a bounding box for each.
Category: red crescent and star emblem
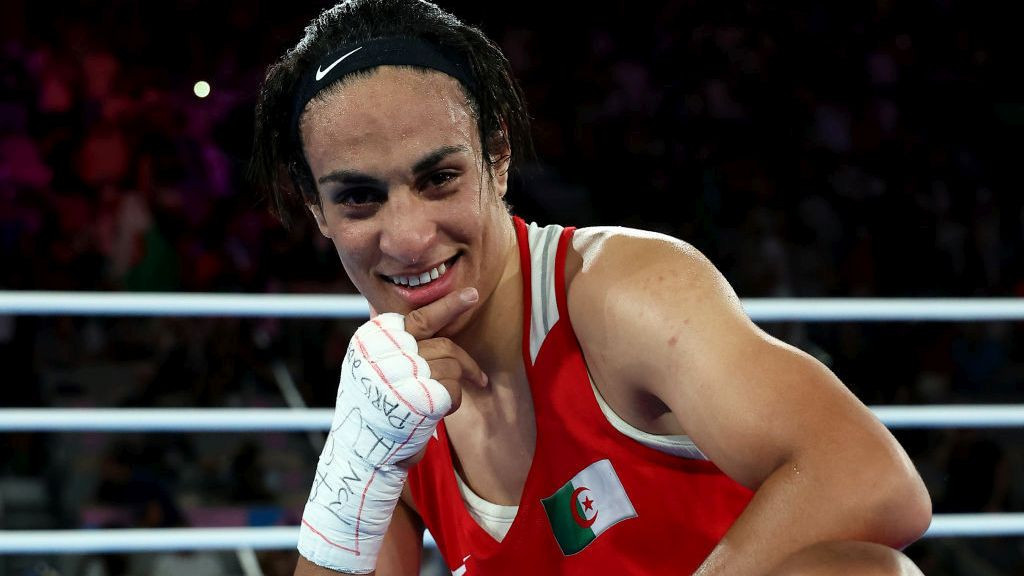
[570,486,598,528]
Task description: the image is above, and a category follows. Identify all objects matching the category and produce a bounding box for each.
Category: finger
[404,287,479,340]
[419,337,488,388]
[423,357,465,412]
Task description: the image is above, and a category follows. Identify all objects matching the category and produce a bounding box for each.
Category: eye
[423,170,458,191]
[334,186,385,206]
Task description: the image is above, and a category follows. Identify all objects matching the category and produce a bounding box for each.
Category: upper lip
[381,256,455,278]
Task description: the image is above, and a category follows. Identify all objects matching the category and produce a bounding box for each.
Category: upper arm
[567,229,902,489]
[294,489,424,576]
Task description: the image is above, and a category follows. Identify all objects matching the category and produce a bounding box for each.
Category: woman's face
[301,66,511,326]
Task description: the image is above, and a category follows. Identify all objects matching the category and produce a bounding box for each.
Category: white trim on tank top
[458,221,710,541]
[455,378,708,542]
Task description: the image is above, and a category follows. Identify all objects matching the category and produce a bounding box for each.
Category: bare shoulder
[567,225,737,315]
[570,225,708,273]
[566,225,753,400]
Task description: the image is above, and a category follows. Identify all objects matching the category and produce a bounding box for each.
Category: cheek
[455,180,499,228]
[449,198,488,243]
[331,227,375,272]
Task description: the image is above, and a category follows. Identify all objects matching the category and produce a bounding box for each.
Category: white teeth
[389,261,451,288]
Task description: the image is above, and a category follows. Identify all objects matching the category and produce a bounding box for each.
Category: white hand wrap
[298,313,450,574]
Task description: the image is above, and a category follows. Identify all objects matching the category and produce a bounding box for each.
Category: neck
[453,216,523,381]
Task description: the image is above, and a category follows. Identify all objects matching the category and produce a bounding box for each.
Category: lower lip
[389,259,459,309]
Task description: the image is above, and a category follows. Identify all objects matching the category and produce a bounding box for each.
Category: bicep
[570,234,892,489]
[294,495,424,576]
[667,322,884,488]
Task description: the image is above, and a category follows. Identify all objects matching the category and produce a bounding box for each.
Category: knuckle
[417,339,437,357]
[440,356,459,372]
[405,309,428,333]
[433,337,454,353]
[423,356,441,376]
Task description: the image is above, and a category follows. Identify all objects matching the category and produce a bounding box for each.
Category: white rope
[0,527,438,554]
[923,513,1024,538]
[0,514,1018,554]
[0,409,333,432]
[0,527,299,553]
[2,291,1024,321]
[742,298,1024,322]
[0,291,369,318]
[2,405,1023,432]
[870,405,1024,429]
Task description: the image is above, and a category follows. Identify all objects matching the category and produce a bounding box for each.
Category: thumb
[403,287,478,340]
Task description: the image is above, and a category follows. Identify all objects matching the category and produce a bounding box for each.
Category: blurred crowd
[1,1,1022,575]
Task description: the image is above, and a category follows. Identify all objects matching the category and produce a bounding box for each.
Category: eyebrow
[316,144,471,186]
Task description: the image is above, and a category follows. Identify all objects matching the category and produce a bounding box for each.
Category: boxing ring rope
[2,291,1023,553]
[3,513,1024,555]
[2,290,1024,321]
[1,405,1024,432]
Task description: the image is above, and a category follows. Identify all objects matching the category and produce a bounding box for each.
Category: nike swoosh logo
[315,46,363,82]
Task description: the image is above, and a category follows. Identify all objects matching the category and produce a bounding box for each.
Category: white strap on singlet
[456,222,709,541]
[525,221,564,364]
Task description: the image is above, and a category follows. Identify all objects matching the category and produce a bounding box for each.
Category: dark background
[1,1,1022,575]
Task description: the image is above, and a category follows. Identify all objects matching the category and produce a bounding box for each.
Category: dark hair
[249,0,534,225]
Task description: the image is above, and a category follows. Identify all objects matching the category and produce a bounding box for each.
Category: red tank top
[407,217,752,575]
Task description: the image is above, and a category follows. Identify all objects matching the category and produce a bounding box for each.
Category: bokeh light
[193,80,211,98]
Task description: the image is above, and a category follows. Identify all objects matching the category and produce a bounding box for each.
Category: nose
[378,192,437,266]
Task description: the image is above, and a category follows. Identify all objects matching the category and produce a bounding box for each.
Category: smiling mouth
[385,255,459,287]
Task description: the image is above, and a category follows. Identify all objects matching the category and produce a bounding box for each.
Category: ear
[487,124,512,198]
[307,203,331,238]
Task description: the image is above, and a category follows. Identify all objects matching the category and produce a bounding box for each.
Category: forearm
[298,315,448,574]
[295,494,423,576]
[694,451,931,576]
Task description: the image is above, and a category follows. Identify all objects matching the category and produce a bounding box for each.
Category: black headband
[290,36,478,147]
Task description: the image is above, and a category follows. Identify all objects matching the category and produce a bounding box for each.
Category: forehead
[300,67,478,172]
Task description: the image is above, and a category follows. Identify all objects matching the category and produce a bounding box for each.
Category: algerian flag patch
[541,459,637,555]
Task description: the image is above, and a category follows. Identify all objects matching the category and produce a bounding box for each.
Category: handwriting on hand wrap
[309,454,359,528]
[347,346,415,429]
[307,344,431,531]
